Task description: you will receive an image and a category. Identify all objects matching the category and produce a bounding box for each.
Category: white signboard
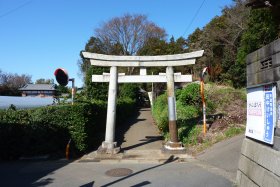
[246,84,276,144]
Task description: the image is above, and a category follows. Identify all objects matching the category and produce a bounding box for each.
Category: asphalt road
[0,159,234,187]
[0,108,244,187]
[197,134,245,181]
[0,134,244,187]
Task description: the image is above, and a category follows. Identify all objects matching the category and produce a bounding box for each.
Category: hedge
[0,98,135,160]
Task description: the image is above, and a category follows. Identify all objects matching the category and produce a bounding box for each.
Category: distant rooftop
[19,84,55,91]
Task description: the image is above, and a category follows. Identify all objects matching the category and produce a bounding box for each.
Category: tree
[137,36,190,94]
[138,37,168,56]
[35,78,54,84]
[95,14,166,56]
[77,36,122,82]
[185,0,252,84]
[79,14,166,100]
[55,84,69,96]
[94,14,167,75]
[0,69,32,96]
[233,8,279,87]
[78,37,120,101]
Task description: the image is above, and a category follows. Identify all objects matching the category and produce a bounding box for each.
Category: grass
[186,124,245,155]
[225,126,245,138]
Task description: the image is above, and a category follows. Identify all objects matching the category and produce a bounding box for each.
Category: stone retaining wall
[237,138,280,187]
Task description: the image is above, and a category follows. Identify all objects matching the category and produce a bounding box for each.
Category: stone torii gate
[82,50,204,154]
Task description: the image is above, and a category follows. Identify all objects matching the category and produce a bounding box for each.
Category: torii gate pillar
[99,66,120,154]
[166,67,178,142]
[163,66,185,153]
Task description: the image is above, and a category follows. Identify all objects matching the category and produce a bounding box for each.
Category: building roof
[19,84,55,91]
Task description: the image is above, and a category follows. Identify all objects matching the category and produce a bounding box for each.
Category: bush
[116,97,137,124]
[153,83,208,142]
[0,95,138,160]
[118,84,139,100]
[152,93,168,132]
[176,101,200,121]
[0,103,107,160]
[29,104,106,153]
[177,83,201,107]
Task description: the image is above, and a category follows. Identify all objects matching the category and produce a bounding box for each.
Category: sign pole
[200,80,206,134]
[69,78,75,105]
[200,67,208,135]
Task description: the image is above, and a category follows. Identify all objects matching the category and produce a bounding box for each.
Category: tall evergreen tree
[233,8,278,87]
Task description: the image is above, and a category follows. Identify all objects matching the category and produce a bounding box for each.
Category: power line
[182,0,206,37]
[0,0,33,19]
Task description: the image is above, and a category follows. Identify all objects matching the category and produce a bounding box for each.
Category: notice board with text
[246,84,276,144]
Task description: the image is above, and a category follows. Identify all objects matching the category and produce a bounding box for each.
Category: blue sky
[0,0,233,87]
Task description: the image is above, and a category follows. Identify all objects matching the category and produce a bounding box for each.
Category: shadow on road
[115,107,141,147]
[130,181,151,187]
[120,136,163,151]
[0,160,73,187]
[100,155,178,187]
[80,181,95,187]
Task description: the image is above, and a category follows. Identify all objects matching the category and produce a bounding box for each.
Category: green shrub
[153,83,246,150]
[29,104,104,153]
[178,83,201,107]
[118,84,139,100]
[179,125,201,145]
[0,96,137,160]
[152,93,168,132]
[0,103,107,160]
[117,97,137,125]
[176,101,200,121]
[153,83,207,142]
[176,100,201,144]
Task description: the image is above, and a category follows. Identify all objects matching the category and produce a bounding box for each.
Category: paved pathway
[119,108,163,151]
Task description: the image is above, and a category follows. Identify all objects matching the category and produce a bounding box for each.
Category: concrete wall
[237,138,280,187]
[246,38,280,88]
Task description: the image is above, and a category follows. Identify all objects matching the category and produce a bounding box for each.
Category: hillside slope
[152,83,246,155]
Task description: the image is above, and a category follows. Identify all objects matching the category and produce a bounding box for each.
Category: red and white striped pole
[200,67,208,135]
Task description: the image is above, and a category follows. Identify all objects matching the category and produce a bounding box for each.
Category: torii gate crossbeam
[83,50,204,154]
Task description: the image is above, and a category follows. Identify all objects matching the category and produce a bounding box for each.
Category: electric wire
[0,0,33,19]
[182,0,206,37]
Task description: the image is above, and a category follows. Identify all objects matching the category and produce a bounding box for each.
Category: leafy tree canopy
[186,0,279,87]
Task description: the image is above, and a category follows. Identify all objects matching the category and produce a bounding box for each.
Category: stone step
[79,149,193,163]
